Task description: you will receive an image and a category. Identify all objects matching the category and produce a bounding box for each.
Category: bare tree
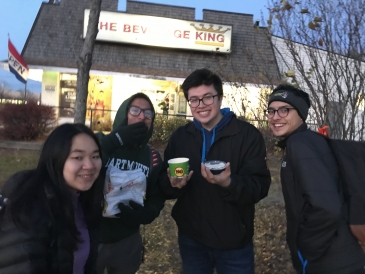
[0,82,10,101]
[74,0,102,124]
[0,84,41,103]
[26,91,41,102]
[267,0,365,140]
[211,25,281,125]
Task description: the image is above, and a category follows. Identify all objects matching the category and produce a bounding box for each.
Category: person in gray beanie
[267,84,365,274]
[268,87,310,121]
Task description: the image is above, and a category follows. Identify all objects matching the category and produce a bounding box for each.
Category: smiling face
[268,101,303,138]
[188,84,223,130]
[127,97,153,130]
[63,133,102,192]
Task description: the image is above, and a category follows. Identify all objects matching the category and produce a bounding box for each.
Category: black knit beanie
[268,90,309,121]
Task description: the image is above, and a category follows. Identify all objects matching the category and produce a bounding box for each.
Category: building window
[178,91,187,113]
[59,74,77,117]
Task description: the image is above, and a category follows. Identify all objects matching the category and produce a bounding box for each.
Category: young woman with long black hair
[0,123,104,274]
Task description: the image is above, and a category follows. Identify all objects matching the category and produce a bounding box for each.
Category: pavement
[0,140,43,150]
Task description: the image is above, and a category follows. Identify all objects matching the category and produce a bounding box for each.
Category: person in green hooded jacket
[96,93,165,274]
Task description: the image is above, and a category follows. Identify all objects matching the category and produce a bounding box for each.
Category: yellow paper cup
[168,157,189,178]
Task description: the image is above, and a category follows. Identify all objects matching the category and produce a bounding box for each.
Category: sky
[0,0,269,92]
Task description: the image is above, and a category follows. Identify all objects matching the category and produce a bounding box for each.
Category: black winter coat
[159,117,271,250]
[278,124,365,273]
[0,173,99,274]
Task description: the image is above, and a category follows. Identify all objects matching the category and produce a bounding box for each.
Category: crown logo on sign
[190,23,231,34]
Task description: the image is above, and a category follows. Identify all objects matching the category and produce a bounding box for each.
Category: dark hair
[272,84,311,108]
[6,123,104,249]
[181,68,223,100]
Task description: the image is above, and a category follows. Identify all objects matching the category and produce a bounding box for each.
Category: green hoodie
[97,93,165,243]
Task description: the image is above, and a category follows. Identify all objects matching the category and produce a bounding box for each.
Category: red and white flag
[8,38,29,84]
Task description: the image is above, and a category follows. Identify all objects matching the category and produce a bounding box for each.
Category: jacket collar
[277,122,308,149]
[186,115,240,140]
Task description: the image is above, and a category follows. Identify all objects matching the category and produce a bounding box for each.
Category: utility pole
[24,82,27,104]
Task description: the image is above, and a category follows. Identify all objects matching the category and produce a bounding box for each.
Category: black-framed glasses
[188,94,219,108]
[266,107,296,118]
[128,106,154,120]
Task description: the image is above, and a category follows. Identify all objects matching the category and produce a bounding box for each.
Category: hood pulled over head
[112,93,155,146]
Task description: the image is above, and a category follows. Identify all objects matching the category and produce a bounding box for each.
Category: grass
[0,148,40,183]
[0,148,294,273]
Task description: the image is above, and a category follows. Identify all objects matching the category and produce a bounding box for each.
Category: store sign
[83,9,232,53]
[45,85,55,92]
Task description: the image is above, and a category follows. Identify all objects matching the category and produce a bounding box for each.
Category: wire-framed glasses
[128,106,154,119]
[266,107,295,118]
[188,94,219,108]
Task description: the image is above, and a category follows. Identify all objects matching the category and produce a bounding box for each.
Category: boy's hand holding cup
[202,160,231,187]
[167,157,193,188]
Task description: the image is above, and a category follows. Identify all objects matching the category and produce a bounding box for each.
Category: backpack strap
[316,132,349,202]
[149,146,160,171]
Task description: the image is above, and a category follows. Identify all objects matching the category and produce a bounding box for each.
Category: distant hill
[0,67,41,93]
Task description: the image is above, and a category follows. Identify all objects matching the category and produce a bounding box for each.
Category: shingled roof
[22,0,280,84]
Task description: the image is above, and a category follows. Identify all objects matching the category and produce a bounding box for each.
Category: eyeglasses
[128,106,154,120]
[266,107,296,118]
[188,94,219,108]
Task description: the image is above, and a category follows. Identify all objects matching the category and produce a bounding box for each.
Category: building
[21,0,280,124]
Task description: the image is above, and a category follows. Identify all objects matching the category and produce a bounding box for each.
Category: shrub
[0,101,56,141]
[238,116,280,154]
[257,124,281,154]
[150,115,189,148]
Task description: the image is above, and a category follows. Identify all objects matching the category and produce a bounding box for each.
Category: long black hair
[5,123,104,248]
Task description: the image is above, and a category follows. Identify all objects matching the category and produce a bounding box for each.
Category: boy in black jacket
[267,84,365,273]
[159,69,271,273]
